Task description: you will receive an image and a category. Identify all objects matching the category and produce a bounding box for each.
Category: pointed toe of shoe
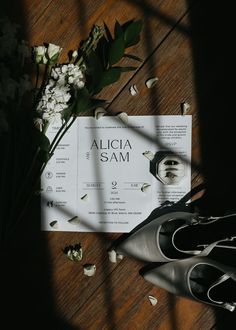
[115,234,154,261]
[143,263,179,295]
[142,260,192,297]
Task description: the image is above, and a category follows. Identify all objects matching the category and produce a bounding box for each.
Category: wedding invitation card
[41,115,192,232]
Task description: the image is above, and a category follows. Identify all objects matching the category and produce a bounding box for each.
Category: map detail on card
[41,115,192,232]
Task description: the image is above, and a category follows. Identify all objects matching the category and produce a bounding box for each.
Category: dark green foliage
[84,19,143,96]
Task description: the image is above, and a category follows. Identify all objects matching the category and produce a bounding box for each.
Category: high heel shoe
[142,238,236,311]
[113,185,236,262]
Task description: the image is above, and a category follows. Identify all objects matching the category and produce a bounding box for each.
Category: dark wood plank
[27,0,110,47]
[24,0,54,26]
[28,0,196,103]
[108,9,196,116]
[71,263,212,330]
[46,231,119,319]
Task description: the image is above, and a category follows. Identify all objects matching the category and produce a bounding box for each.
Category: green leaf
[124,20,142,48]
[33,128,50,152]
[108,37,125,65]
[104,23,113,42]
[86,51,103,90]
[121,20,134,32]
[95,36,109,69]
[75,96,106,112]
[114,20,123,38]
[113,66,137,72]
[123,53,143,62]
[49,54,58,63]
[74,87,92,114]
[99,67,121,88]
[126,35,140,48]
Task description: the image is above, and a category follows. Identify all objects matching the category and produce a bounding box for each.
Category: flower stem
[75,25,105,66]
[35,64,40,89]
[40,117,76,175]
[46,120,67,154]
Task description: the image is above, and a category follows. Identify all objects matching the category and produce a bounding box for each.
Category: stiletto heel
[142,238,236,311]
[113,185,236,262]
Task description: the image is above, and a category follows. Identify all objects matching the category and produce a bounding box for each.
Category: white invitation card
[41,115,192,232]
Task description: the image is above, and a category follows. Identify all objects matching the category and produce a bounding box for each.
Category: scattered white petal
[141,183,151,193]
[65,244,83,262]
[129,84,139,96]
[145,77,158,88]
[108,250,117,263]
[181,102,190,115]
[94,107,106,120]
[68,216,80,225]
[81,194,89,202]
[148,295,158,306]
[83,264,96,276]
[50,220,58,229]
[142,151,154,161]
[117,112,129,125]
[72,50,78,58]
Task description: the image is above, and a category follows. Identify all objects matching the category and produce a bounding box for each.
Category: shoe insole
[190,264,236,303]
[160,219,194,259]
[173,216,236,253]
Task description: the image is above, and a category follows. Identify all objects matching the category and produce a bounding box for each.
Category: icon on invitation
[46,186,53,193]
[47,201,54,207]
[45,171,53,179]
[149,151,185,185]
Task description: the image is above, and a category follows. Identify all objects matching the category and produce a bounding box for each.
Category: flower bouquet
[0,16,142,243]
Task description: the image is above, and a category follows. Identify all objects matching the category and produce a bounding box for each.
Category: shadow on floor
[0,1,78,329]
[188,0,236,325]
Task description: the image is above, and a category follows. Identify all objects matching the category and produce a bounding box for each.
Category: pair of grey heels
[113,188,236,311]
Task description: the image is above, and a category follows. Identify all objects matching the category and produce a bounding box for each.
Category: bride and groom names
[90,138,132,162]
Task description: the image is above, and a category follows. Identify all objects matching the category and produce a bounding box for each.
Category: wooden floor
[2,0,236,329]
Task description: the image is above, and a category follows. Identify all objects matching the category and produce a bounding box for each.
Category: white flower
[51,64,85,89]
[51,67,60,80]
[34,45,47,64]
[35,45,46,56]
[36,79,71,124]
[47,43,62,62]
[65,64,85,88]
[36,63,85,124]
[74,77,85,89]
